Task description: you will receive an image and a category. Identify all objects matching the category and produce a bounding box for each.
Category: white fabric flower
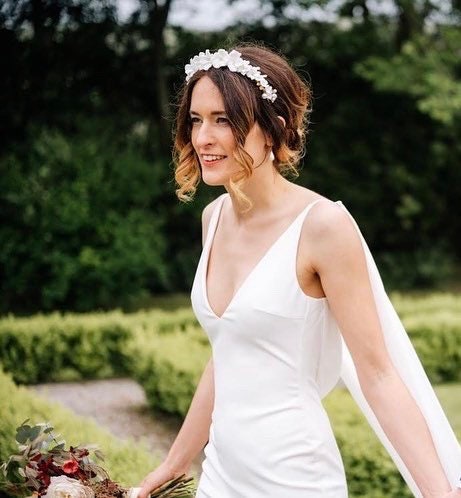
[211,49,229,68]
[184,49,278,103]
[43,476,94,498]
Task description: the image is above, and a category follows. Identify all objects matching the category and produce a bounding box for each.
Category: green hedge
[126,327,209,416]
[323,388,413,498]
[0,308,201,385]
[0,368,159,488]
[1,294,460,497]
[1,293,460,387]
[0,312,132,384]
[392,292,461,382]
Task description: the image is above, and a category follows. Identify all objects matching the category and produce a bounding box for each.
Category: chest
[205,220,319,319]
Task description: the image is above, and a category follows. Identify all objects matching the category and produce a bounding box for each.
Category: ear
[265,116,286,147]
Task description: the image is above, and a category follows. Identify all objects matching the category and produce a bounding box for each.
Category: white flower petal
[183,48,277,103]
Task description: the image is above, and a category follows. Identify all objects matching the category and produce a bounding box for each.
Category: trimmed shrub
[392,292,461,382]
[1,294,460,497]
[2,294,461,386]
[127,327,209,416]
[0,312,132,384]
[324,389,413,498]
[0,309,203,384]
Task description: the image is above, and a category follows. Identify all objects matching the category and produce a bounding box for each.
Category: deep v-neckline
[203,194,323,320]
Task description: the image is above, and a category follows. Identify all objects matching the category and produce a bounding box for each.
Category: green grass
[434,383,461,434]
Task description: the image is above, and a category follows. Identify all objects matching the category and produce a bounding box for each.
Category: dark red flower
[62,459,79,474]
[38,472,51,487]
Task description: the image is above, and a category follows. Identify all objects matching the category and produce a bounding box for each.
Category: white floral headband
[184,49,278,103]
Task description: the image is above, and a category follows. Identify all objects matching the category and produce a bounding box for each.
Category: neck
[225,167,294,222]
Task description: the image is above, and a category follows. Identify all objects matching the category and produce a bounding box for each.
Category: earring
[269,149,275,162]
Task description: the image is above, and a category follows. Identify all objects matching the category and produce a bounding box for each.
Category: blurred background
[1,3,461,495]
[1,0,461,315]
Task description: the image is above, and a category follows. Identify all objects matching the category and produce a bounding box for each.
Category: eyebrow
[189,110,227,116]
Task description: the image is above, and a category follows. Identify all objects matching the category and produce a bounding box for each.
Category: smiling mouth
[201,154,227,165]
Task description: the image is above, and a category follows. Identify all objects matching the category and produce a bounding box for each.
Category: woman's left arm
[307,202,460,498]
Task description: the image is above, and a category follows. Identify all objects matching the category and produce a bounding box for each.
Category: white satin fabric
[337,201,461,497]
[190,192,461,497]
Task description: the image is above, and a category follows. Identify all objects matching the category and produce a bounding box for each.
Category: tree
[127,0,174,157]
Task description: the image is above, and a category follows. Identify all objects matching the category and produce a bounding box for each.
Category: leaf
[24,467,38,478]
[29,425,42,442]
[93,450,104,462]
[15,425,32,444]
[50,442,66,451]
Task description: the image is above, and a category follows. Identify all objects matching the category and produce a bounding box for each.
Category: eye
[190,116,201,125]
[216,116,229,124]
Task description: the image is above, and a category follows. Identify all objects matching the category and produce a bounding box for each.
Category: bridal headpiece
[184,49,278,103]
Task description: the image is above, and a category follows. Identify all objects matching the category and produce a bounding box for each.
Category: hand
[137,460,187,498]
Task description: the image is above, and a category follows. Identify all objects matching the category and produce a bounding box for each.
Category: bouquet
[0,420,195,498]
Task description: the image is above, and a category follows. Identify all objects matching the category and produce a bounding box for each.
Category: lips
[201,154,227,166]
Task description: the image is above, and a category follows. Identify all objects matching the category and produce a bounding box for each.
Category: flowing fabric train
[336,201,461,497]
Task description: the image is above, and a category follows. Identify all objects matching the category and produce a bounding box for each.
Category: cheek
[225,131,237,150]
[190,128,197,147]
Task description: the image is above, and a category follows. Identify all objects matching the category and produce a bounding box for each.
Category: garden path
[30,378,204,480]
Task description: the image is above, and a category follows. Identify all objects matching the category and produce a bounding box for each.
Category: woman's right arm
[137,357,215,497]
[137,200,218,498]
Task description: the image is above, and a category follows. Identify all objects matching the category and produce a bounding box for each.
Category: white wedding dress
[191,193,461,497]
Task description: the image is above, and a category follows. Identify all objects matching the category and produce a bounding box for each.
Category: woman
[139,44,461,497]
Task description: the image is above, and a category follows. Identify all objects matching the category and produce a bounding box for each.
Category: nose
[194,120,215,148]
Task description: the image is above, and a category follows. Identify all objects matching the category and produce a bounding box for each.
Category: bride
[138,44,461,497]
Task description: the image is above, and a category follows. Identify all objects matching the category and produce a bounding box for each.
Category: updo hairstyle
[173,43,312,211]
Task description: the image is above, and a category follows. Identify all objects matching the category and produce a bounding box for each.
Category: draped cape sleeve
[334,201,461,497]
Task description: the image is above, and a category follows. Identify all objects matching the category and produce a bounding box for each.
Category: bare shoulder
[307,198,352,235]
[302,198,363,272]
[201,193,226,247]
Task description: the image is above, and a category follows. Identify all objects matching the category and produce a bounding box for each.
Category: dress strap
[292,198,342,237]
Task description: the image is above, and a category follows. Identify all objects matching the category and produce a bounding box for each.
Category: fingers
[137,477,156,498]
[137,474,164,498]
[137,484,152,498]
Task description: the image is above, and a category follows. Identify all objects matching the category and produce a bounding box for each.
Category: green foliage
[403,313,461,383]
[393,292,461,382]
[0,124,169,313]
[126,328,209,416]
[0,308,203,385]
[2,2,461,307]
[1,293,460,389]
[1,293,460,496]
[0,368,158,488]
[325,384,461,497]
[324,389,413,498]
[376,246,455,290]
[0,311,133,384]
[356,28,461,126]
[431,384,461,435]
[1,419,110,497]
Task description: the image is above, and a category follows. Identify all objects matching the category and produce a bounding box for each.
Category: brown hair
[173,42,312,210]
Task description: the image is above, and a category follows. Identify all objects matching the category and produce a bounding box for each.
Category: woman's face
[189,75,269,186]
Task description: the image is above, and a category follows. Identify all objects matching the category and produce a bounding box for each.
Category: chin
[201,172,229,187]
